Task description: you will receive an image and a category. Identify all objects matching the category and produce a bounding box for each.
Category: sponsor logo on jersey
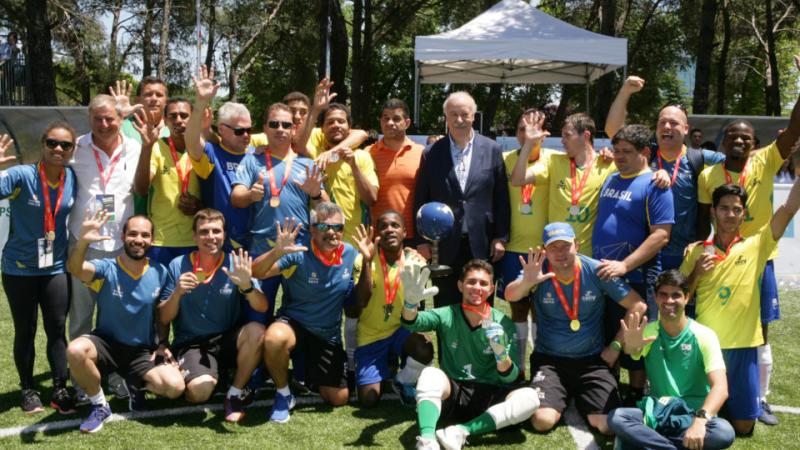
[600,187,633,202]
[582,290,597,302]
[543,291,555,304]
[680,343,692,355]
[309,271,319,285]
[226,162,240,172]
[112,285,124,298]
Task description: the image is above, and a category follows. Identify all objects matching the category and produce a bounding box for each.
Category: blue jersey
[649,149,724,257]
[530,255,631,358]
[193,142,253,248]
[278,244,362,341]
[162,252,261,347]
[88,257,167,347]
[0,164,76,275]
[592,170,674,284]
[232,153,318,256]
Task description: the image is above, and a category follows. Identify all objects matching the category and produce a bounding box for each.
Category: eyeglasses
[268,120,293,130]
[44,138,75,151]
[221,123,252,136]
[313,223,344,233]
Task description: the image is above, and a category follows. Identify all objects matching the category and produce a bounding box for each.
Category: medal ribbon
[521,184,534,205]
[656,149,681,186]
[723,158,749,187]
[549,262,580,322]
[380,249,404,307]
[191,251,224,284]
[38,162,65,238]
[167,137,192,193]
[265,149,294,199]
[569,156,595,208]
[462,301,491,320]
[702,235,742,261]
[312,241,344,266]
[92,147,123,191]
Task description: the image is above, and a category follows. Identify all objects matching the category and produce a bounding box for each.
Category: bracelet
[610,340,623,352]
[311,192,323,200]
[238,283,255,295]
[403,302,418,310]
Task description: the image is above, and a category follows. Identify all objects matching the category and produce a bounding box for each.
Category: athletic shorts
[241,276,280,324]
[603,283,647,372]
[530,352,620,416]
[355,327,411,386]
[722,348,761,421]
[496,251,526,302]
[760,260,780,324]
[277,316,347,390]
[442,379,516,423]
[86,334,156,389]
[147,245,195,269]
[174,328,241,383]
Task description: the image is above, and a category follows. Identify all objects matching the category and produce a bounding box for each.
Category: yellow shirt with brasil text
[148,139,201,247]
[503,148,552,253]
[536,152,617,257]
[698,142,783,259]
[679,224,776,349]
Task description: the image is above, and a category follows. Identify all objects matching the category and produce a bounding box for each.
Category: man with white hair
[413,91,510,307]
[185,66,254,249]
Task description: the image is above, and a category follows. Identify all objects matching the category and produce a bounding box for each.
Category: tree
[692,0,717,114]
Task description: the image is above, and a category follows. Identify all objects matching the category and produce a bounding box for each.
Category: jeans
[608,407,735,450]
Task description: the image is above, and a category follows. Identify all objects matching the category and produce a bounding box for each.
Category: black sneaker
[109,379,130,400]
[127,382,146,412]
[21,389,44,414]
[50,387,77,415]
[758,401,779,426]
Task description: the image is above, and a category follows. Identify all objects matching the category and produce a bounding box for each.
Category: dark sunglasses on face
[221,123,252,136]
[44,138,75,151]
[268,120,293,130]
[313,223,344,233]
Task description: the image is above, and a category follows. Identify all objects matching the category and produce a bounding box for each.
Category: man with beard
[132,98,203,267]
[67,213,184,433]
[158,209,267,423]
[401,259,539,450]
[352,211,434,406]
[608,270,735,450]
[695,78,800,425]
[253,202,370,423]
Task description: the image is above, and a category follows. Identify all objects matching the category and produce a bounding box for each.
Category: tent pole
[414,61,421,128]
[623,65,627,80]
[585,64,590,114]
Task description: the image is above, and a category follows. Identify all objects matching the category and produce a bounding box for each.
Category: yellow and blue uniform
[0,164,76,275]
[147,139,201,248]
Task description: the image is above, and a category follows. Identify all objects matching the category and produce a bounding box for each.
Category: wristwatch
[694,409,711,420]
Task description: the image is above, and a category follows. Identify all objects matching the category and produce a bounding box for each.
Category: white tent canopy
[413,0,628,123]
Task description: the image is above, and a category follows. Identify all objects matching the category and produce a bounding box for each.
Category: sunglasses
[313,223,344,233]
[268,120,293,130]
[221,123,252,136]
[44,138,75,151]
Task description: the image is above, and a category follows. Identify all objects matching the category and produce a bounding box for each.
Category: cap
[542,222,576,247]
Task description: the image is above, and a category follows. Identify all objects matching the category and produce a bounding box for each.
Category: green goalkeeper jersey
[403,304,519,385]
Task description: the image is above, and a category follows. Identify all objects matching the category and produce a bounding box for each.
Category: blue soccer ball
[416,202,455,242]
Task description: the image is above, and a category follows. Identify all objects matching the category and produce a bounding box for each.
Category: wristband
[610,340,623,352]
[403,302,418,310]
[238,283,255,295]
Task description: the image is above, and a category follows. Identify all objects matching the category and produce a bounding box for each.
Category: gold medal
[195,268,206,283]
[569,205,581,216]
[270,196,280,208]
[570,319,581,332]
[45,231,56,241]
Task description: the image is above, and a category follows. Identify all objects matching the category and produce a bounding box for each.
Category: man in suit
[414,91,510,307]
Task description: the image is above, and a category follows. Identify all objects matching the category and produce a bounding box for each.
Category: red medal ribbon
[549,262,581,322]
[657,149,681,186]
[191,251,224,284]
[38,162,65,238]
[92,147,123,190]
[312,241,344,266]
[462,301,491,320]
[521,184,534,205]
[379,249,404,307]
[569,156,595,207]
[723,158,749,187]
[702,235,742,261]
[265,149,294,199]
[167,137,192,193]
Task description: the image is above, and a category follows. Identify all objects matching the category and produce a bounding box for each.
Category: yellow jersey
[324,149,379,246]
[503,148,552,253]
[148,139,201,247]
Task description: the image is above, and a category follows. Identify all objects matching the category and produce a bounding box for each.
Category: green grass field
[0,289,798,449]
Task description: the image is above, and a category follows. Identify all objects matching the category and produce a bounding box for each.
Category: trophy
[416,202,455,277]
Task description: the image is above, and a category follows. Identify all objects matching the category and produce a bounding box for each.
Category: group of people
[1,54,799,449]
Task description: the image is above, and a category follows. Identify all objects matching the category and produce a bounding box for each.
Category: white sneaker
[436,425,468,450]
[415,436,441,450]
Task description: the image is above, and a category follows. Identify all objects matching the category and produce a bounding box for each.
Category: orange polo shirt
[367,138,423,238]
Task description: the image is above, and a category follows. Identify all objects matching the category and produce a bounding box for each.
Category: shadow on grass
[343,400,416,447]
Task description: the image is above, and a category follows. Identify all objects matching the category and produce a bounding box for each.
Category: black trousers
[431,235,495,308]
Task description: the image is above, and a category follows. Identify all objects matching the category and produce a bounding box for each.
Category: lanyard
[521,184,534,205]
[656,149,681,186]
[723,159,749,187]
[379,249,404,306]
[569,156,595,207]
[462,300,491,320]
[38,162,65,239]
[265,149,294,198]
[312,241,344,266]
[92,147,123,190]
[192,251,223,284]
[549,263,580,321]
[167,137,192,193]
[703,235,742,261]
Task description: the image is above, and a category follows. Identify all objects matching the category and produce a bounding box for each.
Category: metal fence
[0,59,28,106]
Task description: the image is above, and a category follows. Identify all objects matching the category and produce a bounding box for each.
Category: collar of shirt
[89,132,125,161]
[376,137,414,154]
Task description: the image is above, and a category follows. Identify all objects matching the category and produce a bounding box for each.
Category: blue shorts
[148,245,195,268]
[722,348,761,420]
[354,327,411,386]
[241,276,280,324]
[496,251,525,302]
[760,260,780,324]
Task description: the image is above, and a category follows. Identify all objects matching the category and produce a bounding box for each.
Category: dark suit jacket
[413,133,510,265]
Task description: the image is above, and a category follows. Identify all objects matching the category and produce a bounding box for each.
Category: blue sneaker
[392,379,417,406]
[80,403,112,433]
[269,392,296,423]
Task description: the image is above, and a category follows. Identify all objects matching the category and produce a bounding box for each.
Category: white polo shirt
[68,132,141,252]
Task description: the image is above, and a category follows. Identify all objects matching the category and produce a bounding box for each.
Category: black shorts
[603,287,644,372]
[174,328,241,383]
[530,352,620,416]
[86,334,156,389]
[277,316,347,389]
[442,380,515,423]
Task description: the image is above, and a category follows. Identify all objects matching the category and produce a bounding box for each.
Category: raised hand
[79,209,112,243]
[294,163,325,198]
[222,248,254,289]
[621,76,645,95]
[0,134,16,164]
[109,79,141,117]
[313,78,337,112]
[132,105,163,145]
[192,65,221,103]
[620,310,655,354]
[274,218,308,255]
[399,264,439,308]
[521,110,550,149]
[251,172,266,204]
[354,224,377,261]
[518,247,555,285]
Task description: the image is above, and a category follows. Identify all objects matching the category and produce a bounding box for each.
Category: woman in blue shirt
[0,122,78,414]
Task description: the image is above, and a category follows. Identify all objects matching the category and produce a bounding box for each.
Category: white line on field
[771,405,800,414]
[563,403,600,450]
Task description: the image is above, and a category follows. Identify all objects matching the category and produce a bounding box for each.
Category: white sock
[345,317,358,369]
[758,343,773,401]
[395,356,427,385]
[89,388,107,407]
[277,386,291,397]
[529,322,537,349]
[227,386,243,399]
[514,322,529,370]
